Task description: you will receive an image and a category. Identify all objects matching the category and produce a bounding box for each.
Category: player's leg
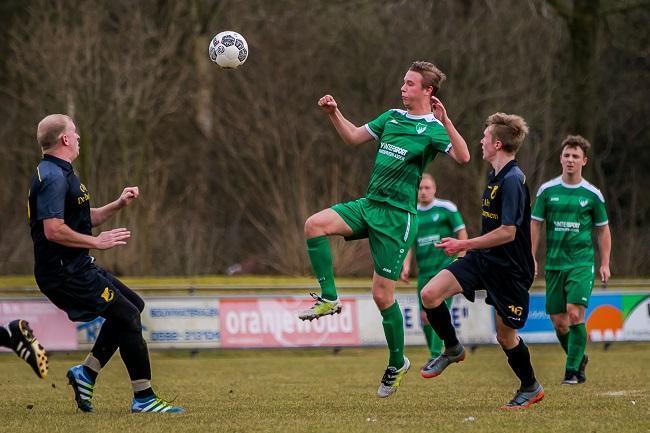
[419,270,465,378]
[373,273,411,398]
[418,276,452,360]
[100,293,183,413]
[563,266,593,384]
[84,272,145,382]
[370,204,414,398]
[546,270,571,352]
[300,205,358,320]
[0,321,48,379]
[495,314,544,409]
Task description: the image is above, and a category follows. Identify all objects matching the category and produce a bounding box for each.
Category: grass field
[0,344,648,433]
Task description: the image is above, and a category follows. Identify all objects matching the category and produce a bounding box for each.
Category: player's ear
[582,156,588,166]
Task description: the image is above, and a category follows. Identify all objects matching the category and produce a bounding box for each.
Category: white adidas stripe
[76,378,93,388]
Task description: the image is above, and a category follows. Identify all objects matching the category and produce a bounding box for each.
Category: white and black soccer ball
[209,31,248,69]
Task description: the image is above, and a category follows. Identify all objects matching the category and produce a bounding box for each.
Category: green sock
[556,329,569,354]
[381,301,405,369]
[423,324,443,358]
[306,236,337,301]
[566,323,587,371]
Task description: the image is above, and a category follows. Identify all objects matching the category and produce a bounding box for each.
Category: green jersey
[531,177,608,270]
[414,199,465,277]
[365,110,451,213]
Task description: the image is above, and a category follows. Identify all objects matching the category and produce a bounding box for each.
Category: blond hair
[37,114,72,150]
[485,113,529,154]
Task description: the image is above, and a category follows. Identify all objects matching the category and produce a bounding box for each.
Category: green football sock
[556,329,569,354]
[381,302,405,369]
[423,324,442,358]
[566,323,587,371]
[306,236,337,301]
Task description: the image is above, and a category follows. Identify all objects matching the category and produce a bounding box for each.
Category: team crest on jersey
[416,123,427,134]
[432,214,440,222]
[100,287,114,302]
[489,185,499,199]
[579,199,588,207]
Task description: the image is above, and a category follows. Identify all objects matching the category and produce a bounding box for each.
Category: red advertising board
[220,297,359,348]
[0,300,78,351]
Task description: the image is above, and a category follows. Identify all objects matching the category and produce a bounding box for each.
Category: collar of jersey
[43,154,73,171]
[417,200,439,211]
[559,178,585,189]
[396,109,436,122]
[489,159,518,181]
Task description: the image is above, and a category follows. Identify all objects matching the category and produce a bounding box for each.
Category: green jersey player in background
[299,61,470,398]
[400,173,467,361]
[531,135,611,385]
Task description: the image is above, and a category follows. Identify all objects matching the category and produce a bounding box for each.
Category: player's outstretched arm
[43,218,130,250]
[318,95,372,146]
[597,224,612,283]
[91,186,139,227]
[431,96,470,164]
[436,225,515,256]
[455,228,468,257]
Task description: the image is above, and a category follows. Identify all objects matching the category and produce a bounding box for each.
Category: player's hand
[399,265,410,283]
[431,96,448,124]
[318,94,338,115]
[95,228,131,250]
[118,186,139,208]
[600,264,611,284]
[435,237,466,256]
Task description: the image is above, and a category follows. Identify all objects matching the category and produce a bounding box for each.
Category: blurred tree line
[0,0,648,277]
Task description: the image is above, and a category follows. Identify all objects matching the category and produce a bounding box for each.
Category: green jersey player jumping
[400,173,467,361]
[531,135,612,385]
[299,61,470,398]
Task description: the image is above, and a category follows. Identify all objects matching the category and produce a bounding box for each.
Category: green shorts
[332,198,416,280]
[417,273,453,311]
[545,266,594,314]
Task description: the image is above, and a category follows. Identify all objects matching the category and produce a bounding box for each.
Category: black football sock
[503,338,537,390]
[424,303,460,351]
[0,326,10,347]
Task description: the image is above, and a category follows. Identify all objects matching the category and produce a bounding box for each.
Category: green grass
[0,344,648,433]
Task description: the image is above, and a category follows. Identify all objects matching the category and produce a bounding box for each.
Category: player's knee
[123,313,142,333]
[372,291,393,310]
[304,215,322,237]
[135,297,145,313]
[420,288,441,309]
[567,310,583,326]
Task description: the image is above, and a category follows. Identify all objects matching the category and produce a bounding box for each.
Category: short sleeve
[531,188,546,221]
[36,173,67,220]
[500,175,526,226]
[593,195,609,226]
[449,208,465,232]
[364,110,394,140]
[430,122,451,153]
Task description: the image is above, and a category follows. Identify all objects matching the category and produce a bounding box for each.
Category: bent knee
[304,215,323,237]
[420,288,441,309]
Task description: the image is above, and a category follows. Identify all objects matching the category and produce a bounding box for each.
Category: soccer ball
[209,31,248,69]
